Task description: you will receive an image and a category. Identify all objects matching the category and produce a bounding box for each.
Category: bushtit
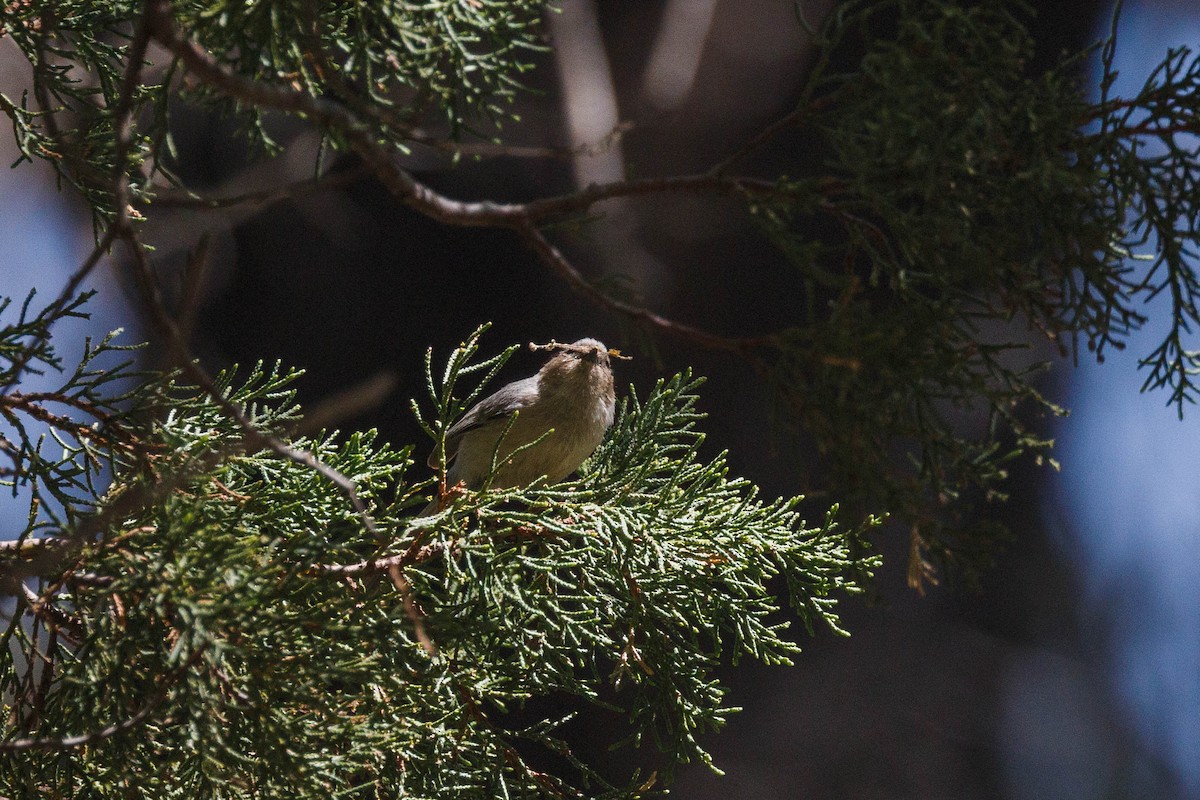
[423,338,619,512]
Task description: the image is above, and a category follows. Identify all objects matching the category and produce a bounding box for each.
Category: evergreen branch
[117,231,386,544]
[0,0,150,394]
[0,644,208,753]
[110,166,435,651]
[110,0,155,228]
[2,317,874,794]
[141,0,807,356]
[0,233,115,394]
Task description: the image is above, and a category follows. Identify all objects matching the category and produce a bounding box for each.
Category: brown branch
[315,531,441,659]
[0,537,69,555]
[401,120,634,161]
[512,218,779,355]
[111,0,155,226]
[21,583,83,643]
[387,564,436,657]
[142,1,801,355]
[0,644,208,753]
[1098,121,1200,140]
[519,173,780,221]
[310,541,445,578]
[0,392,138,454]
[307,537,439,656]
[146,163,370,210]
[118,230,386,542]
[709,94,836,176]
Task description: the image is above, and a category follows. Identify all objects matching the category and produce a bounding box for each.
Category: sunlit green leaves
[1,0,547,221]
[1,326,875,798]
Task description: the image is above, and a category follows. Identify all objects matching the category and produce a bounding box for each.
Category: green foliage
[171,0,546,143]
[2,0,160,217]
[1,291,148,533]
[1090,10,1200,411]
[749,0,1200,574]
[0,321,876,798]
[0,0,546,220]
[4,0,1199,584]
[3,0,1199,789]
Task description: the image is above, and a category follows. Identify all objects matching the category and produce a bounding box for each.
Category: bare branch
[709,94,835,177]
[387,564,436,657]
[0,538,69,555]
[146,163,371,211]
[512,218,780,355]
[405,120,634,161]
[310,541,444,578]
[141,0,804,354]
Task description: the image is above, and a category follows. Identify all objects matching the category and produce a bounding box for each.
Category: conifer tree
[1,0,1198,796]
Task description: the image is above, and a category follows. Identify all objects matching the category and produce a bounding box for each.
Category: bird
[421,338,619,514]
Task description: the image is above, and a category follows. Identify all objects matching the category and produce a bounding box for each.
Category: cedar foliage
[1,0,1199,795]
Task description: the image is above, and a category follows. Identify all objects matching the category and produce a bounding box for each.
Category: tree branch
[512,218,779,355]
[117,230,386,540]
[709,94,835,176]
[141,0,808,355]
[0,644,208,753]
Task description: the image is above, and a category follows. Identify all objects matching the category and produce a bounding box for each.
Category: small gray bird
[423,338,618,513]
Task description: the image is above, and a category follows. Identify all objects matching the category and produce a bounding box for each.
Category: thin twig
[0,442,238,587]
[142,1,801,355]
[310,542,444,577]
[0,644,208,753]
[21,583,84,643]
[387,564,436,657]
[176,231,212,345]
[110,0,155,226]
[513,218,779,355]
[118,231,385,542]
[403,120,634,161]
[146,163,371,210]
[709,94,835,176]
[0,227,117,395]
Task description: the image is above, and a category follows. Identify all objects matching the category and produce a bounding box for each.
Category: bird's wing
[429,376,539,469]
